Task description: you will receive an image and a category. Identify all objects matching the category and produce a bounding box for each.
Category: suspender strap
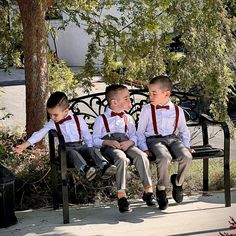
[54,115,82,140]
[101,114,110,133]
[173,104,179,133]
[123,115,128,133]
[55,122,62,136]
[74,115,82,140]
[151,103,179,135]
[151,104,158,135]
[102,114,128,133]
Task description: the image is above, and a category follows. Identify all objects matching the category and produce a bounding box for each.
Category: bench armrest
[199,113,230,165]
[48,129,66,165]
[49,129,66,148]
[49,129,58,138]
[199,113,230,139]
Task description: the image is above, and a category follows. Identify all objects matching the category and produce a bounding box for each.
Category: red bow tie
[57,115,72,124]
[156,105,169,110]
[111,111,125,118]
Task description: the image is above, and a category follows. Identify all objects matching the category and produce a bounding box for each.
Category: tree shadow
[1,191,235,236]
[197,189,236,205]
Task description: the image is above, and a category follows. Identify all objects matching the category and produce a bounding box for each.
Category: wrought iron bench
[49,89,231,224]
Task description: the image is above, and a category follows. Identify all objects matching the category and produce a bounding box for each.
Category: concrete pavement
[0,190,236,236]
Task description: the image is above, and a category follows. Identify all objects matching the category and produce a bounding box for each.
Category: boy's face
[148,83,170,105]
[47,106,69,123]
[111,88,131,111]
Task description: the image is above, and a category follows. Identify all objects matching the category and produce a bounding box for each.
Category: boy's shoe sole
[86,167,96,181]
[101,165,117,180]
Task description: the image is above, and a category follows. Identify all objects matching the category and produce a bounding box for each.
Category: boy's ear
[165,91,171,97]
[110,99,117,106]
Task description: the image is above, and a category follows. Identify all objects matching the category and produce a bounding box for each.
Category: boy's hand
[14,142,31,154]
[120,140,134,151]
[144,150,152,156]
[103,140,121,149]
[187,147,195,153]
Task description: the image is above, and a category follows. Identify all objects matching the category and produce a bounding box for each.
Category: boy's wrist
[25,141,32,148]
[102,140,110,146]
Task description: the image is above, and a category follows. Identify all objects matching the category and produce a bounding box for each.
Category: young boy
[15,91,116,181]
[137,75,193,210]
[93,84,155,213]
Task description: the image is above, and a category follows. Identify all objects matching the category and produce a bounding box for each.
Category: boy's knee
[179,151,192,163]
[137,153,150,165]
[115,155,130,166]
[156,153,172,163]
[185,153,193,163]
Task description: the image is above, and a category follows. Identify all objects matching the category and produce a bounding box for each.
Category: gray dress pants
[101,133,152,190]
[147,135,192,189]
[65,142,107,170]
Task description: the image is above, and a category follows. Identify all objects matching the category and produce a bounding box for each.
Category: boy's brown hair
[105,84,128,105]
[150,75,173,92]
[46,91,69,110]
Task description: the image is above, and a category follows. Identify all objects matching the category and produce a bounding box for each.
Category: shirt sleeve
[136,107,149,151]
[27,120,55,145]
[127,115,137,146]
[79,116,93,147]
[178,107,191,148]
[92,116,104,148]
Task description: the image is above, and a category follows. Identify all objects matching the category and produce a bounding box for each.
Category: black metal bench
[49,89,231,224]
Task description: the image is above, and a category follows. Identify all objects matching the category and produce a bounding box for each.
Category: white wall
[48,7,119,68]
[48,19,91,67]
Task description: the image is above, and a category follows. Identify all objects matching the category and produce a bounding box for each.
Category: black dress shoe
[101,163,117,180]
[171,174,183,203]
[118,197,132,213]
[82,166,96,181]
[156,189,168,210]
[142,192,156,206]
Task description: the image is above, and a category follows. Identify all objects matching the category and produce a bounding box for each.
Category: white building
[48,19,91,67]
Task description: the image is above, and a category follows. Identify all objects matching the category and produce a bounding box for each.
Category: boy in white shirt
[15,91,116,181]
[93,85,155,213]
[137,76,192,210]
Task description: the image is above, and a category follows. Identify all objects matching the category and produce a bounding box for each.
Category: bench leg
[51,163,59,210]
[203,159,209,192]
[49,134,60,210]
[62,178,69,224]
[61,148,70,224]
[224,152,231,207]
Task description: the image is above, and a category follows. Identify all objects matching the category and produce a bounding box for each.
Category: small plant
[218,216,236,236]
[0,89,13,121]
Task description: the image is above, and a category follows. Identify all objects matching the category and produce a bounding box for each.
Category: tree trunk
[17,0,53,146]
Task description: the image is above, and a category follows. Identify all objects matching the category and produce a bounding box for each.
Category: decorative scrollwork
[68,89,200,131]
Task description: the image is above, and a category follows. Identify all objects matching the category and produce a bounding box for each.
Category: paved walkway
[0,190,236,236]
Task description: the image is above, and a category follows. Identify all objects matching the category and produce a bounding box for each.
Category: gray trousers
[146,135,192,189]
[65,142,107,171]
[101,133,152,190]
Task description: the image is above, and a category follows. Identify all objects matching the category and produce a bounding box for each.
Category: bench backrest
[69,89,200,131]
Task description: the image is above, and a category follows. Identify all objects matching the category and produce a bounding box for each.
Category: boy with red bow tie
[93,85,155,213]
[15,91,116,181]
[137,75,193,210]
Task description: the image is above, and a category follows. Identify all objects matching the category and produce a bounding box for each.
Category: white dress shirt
[92,107,137,148]
[27,112,93,147]
[137,101,191,151]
